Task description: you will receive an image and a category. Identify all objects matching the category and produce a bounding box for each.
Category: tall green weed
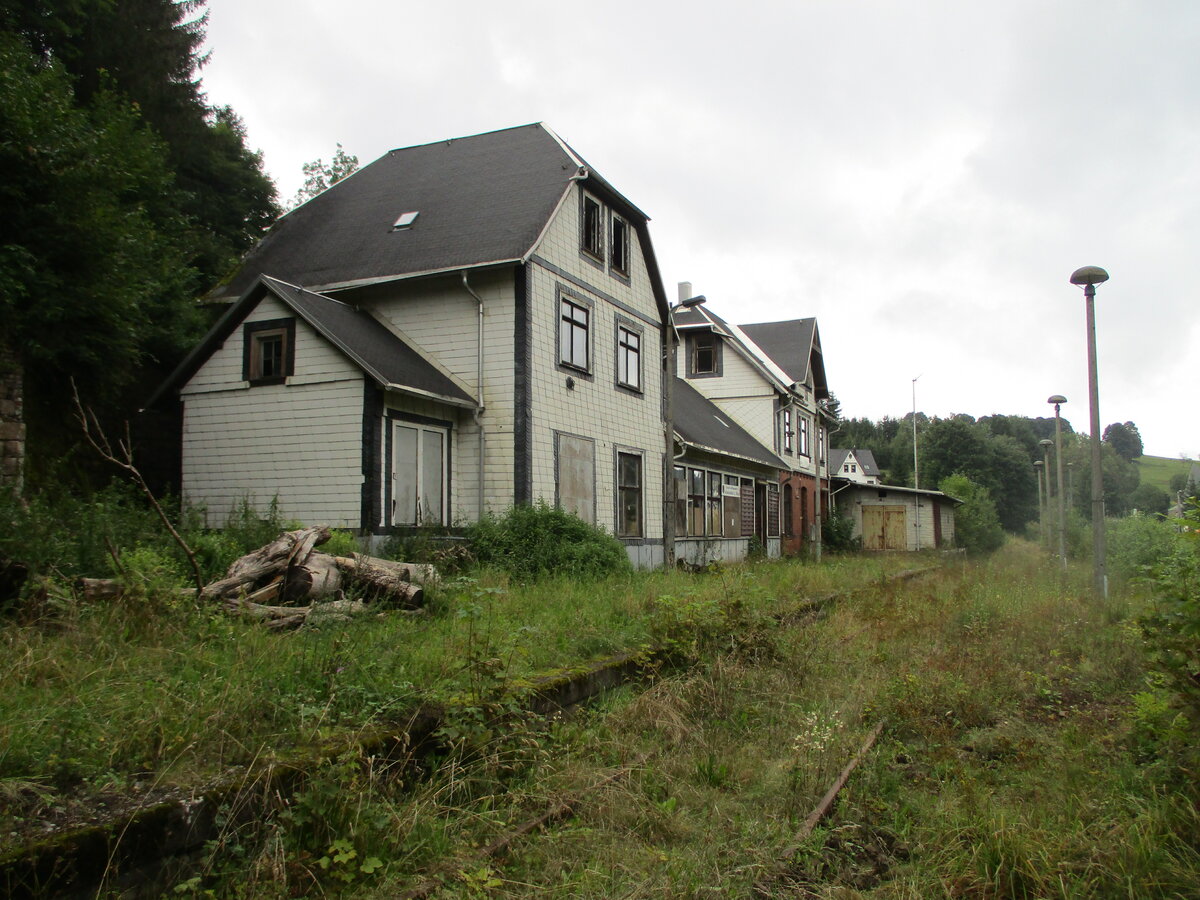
[466,502,631,582]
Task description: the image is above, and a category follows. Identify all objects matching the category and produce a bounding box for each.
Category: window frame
[557,289,593,376]
[610,211,630,277]
[797,416,810,457]
[615,449,643,538]
[781,408,794,455]
[386,415,452,528]
[687,331,722,378]
[580,192,604,264]
[615,318,643,393]
[242,318,296,385]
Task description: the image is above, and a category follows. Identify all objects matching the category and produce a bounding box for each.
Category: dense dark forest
[0,0,277,485]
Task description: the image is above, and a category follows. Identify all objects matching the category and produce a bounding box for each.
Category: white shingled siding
[181,295,364,528]
[525,186,665,542]
[363,269,516,518]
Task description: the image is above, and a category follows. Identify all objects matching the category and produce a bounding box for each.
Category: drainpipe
[461,272,486,520]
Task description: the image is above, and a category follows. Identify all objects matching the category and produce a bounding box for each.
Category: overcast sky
[200,0,1198,459]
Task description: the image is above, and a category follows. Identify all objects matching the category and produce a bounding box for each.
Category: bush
[466,502,631,582]
[821,508,858,553]
[940,473,1004,554]
[1140,500,1200,725]
[1107,513,1185,583]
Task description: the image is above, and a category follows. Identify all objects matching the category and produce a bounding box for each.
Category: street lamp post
[1048,395,1068,570]
[1034,459,1045,538]
[1039,439,1054,551]
[1070,265,1110,597]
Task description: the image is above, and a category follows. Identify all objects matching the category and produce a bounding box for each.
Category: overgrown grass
[0,531,910,814]
[177,540,1198,899]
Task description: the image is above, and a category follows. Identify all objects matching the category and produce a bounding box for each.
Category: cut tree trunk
[282,552,342,604]
[200,525,331,602]
[332,555,425,608]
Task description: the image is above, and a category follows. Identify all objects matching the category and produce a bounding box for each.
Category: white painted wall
[181,295,364,528]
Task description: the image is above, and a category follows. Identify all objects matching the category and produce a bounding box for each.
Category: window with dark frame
[798,417,810,456]
[687,467,705,536]
[616,452,642,537]
[243,318,295,384]
[582,195,603,258]
[674,466,687,535]
[610,213,629,274]
[616,324,641,390]
[692,332,717,375]
[560,297,590,371]
[782,408,794,454]
[783,486,794,537]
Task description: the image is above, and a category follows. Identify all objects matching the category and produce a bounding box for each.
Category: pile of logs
[78,525,437,630]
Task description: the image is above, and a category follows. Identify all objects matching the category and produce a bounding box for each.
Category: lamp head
[1034,460,1044,468]
[1040,438,1054,448]
[1070,266,1109,286]
[1047,394,1067,405]
[676,295,707,309]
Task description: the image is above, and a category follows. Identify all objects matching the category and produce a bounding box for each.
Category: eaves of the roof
[146,276,476,410]
[833,479,962,505]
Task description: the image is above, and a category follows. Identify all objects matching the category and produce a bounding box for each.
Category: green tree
[1103,421,1144,461]
[291,143,359,208]
[940,473,1004,554]
[1128,483,1170,516]
[0,35,197,406]
[2,0,277,281]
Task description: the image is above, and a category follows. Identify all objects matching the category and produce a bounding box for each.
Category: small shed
[832,480,960,551]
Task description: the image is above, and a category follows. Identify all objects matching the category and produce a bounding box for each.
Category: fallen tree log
[332,555,425,608]
[282,552,342,604]
[200,525,331,602]
[336,554,439,586]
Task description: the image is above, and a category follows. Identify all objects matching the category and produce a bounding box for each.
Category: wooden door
[862,505,907,551]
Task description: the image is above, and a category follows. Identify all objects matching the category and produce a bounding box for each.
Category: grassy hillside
[1136,454,1196,492]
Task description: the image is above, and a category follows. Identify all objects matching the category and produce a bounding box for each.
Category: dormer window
[582,195,603,259]
[243,318,296,385]
[610,213,629,275]
[689,331,721,377]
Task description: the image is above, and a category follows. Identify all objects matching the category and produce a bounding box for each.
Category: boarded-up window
[556,433,595,524]
[766,484,780,537]
[674,466,687,535]
[740,479,755,536]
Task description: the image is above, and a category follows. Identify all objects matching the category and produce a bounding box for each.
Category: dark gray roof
[739,319,827,397]
[148,277,474,408]
[673,378,786,470]
[268,278,474,405]
[216,124,583,301]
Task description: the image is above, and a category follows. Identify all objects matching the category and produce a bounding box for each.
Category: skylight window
[391,211,419,230]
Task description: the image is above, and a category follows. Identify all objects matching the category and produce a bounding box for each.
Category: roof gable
[739,319,828,399]
[148,277,475,409]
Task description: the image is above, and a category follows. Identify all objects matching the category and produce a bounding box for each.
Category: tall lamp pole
[1070,265,1109,597]
[1048,395,1068,570]
[1039,439,1054,550]
[1034,459,1045,538]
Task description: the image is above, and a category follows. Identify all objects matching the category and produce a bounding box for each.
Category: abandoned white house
[151,123,672,565]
